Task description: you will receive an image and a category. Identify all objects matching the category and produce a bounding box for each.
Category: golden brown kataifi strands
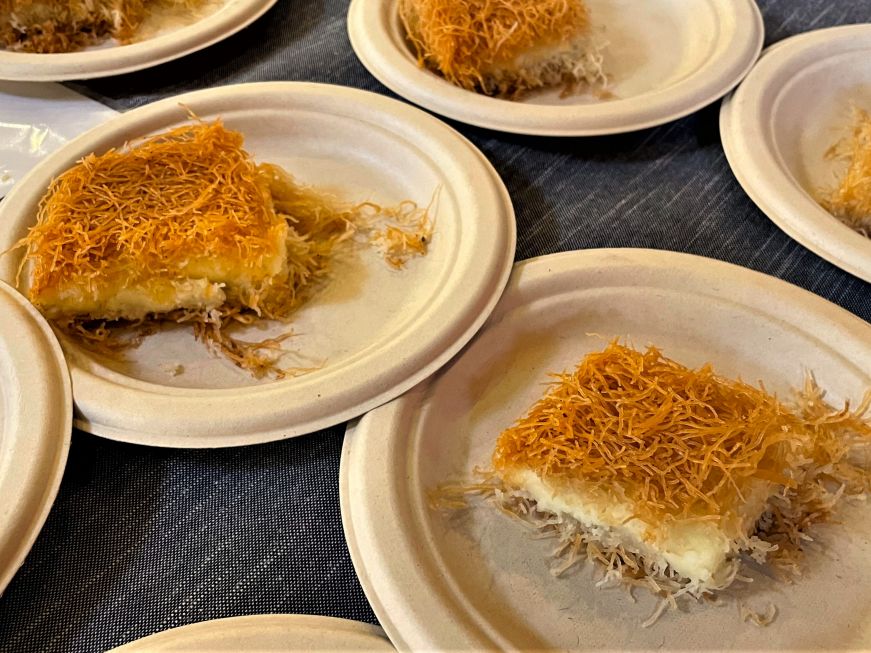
[399,0,591,94]
[22,121,281,299]
[430,343,870,619]
[493,341,871,523]
[17,119,434,377]
[820,106,871,236]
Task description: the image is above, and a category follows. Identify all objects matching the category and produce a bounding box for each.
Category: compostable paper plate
[110,615,393,651]
[348,0,763,135]
[340,248,871,651]
[0,280,71,595]
[721,24,871,283]
[0,0,277,81]
[0,82,516,447]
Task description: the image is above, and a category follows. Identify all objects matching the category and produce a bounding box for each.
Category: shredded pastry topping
[399,0,604,98]
[494,341,871,526]
[434,341,871,624]
[25,121,285,305]
[819,106,871,237]
[15,119,433,377]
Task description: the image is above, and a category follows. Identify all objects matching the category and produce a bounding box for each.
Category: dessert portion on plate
[398,0,606,98]
[818,106,871,237]
[438,341,871,625]
[14,117,432,377]
[0,0,207,53]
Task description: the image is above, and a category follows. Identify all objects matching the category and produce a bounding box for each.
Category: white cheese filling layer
[502,468,750,587]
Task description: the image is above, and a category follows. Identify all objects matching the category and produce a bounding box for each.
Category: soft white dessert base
[33,221,288,320]
[475,33,606,94]
[502,468,763,587]
[40,277,225,320]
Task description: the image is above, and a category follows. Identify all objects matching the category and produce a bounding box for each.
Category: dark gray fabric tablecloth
[1,1,870,651]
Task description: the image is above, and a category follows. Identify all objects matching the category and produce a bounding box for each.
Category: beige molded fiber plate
[0,280,71,596]
[348,0,763,136]
[0,0,277,81]
[110,615,393,651]
[721,25,871,283]
[340,249,871,651]
[0,82,516,448]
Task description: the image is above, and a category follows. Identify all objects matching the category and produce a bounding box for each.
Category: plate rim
[347,0,764,136]
[0,280,72,596]
[0,0,279,81]
[0,81,516,448]
[340,247,871,650]
[719,23,871,284]
[108,614,391,651]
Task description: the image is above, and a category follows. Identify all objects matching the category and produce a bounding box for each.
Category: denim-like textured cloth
[2,1,871,651]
